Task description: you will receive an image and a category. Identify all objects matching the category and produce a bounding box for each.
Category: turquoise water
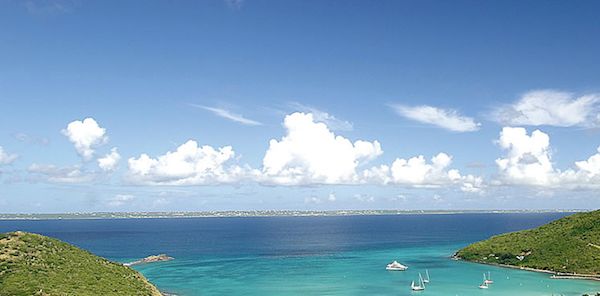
[136,244,599,296]
[1,213,598,295]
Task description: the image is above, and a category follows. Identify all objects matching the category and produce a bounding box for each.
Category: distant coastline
[0,209,583,220]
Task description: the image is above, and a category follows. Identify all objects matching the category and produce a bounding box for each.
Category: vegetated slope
[456,210,600,275]
[0,231,162,296]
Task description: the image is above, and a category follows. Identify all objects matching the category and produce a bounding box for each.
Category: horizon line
[0,209,589,220]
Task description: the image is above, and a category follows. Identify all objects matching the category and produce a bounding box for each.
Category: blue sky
[1,0,600,213]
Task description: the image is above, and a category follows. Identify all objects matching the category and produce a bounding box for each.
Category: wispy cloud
[492,90,600,127]
[27,164,96,183]
[192,104,262,126]
[23,0,79,15]
[13,132,49,146]
[354,194,375,203]
[288,102,353,131]
[107,194,135,207]
[390,104,481,132]
[224,0,244,9]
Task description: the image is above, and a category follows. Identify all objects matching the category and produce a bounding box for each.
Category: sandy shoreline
[452,255,600,281]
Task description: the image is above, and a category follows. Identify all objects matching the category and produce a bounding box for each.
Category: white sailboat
[423,269,430,284]
[484,271,493,284]
[386,260,408,271]
[411,273,426,291]
[478,273,489,289]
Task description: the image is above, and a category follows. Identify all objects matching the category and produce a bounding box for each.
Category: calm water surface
[1,213,598,295]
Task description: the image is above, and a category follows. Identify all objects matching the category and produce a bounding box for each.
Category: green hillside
[456,210,600,275]
[0,231,162,296]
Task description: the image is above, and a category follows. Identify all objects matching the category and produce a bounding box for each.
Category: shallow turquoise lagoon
[137,244,599,296]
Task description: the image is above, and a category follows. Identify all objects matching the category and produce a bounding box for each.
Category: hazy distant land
[0,209,584,220]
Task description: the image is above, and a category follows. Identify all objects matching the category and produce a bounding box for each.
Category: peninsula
[0,231,162,295]
[455,209,600,279]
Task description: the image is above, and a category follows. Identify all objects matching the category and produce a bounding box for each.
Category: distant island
[0,209,584,220]
[0,231,162,295]
[455,209,600,279]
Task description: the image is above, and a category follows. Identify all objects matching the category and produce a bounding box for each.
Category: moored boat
[411,273,426,291]
[423,269,430,283]
[484,271,493,284]
[479,273,489,289]
[386,260,408,271]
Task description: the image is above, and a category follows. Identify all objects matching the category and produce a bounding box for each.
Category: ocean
[1,213,598,295]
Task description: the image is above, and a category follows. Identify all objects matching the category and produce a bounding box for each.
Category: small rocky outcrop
[125,254,174,266]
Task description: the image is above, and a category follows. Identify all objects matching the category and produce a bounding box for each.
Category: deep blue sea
[1,213,598,295]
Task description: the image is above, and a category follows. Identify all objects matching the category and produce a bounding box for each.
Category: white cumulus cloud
[494,127,600,189]
[289,102,353,131]
[391,104,480,132]
[261,112,382,185]
[495,127,555,186]
[362,153,484,192]
[493,90,600,127]
[117,111,482,191]
[62,118,108,160]
[559,148,600,188]
[575,147,600,177]
[259,112,482,191]
[0,146,18,165]
[97,148,121,172]
[389,153,455,184]
[127,140,251,185]
[460,174,485,193]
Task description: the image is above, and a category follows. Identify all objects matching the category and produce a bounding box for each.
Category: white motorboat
[386,260,408,271]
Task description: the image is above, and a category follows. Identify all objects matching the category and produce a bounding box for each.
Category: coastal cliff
[0,231,162,296]
[455,210,600,277]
